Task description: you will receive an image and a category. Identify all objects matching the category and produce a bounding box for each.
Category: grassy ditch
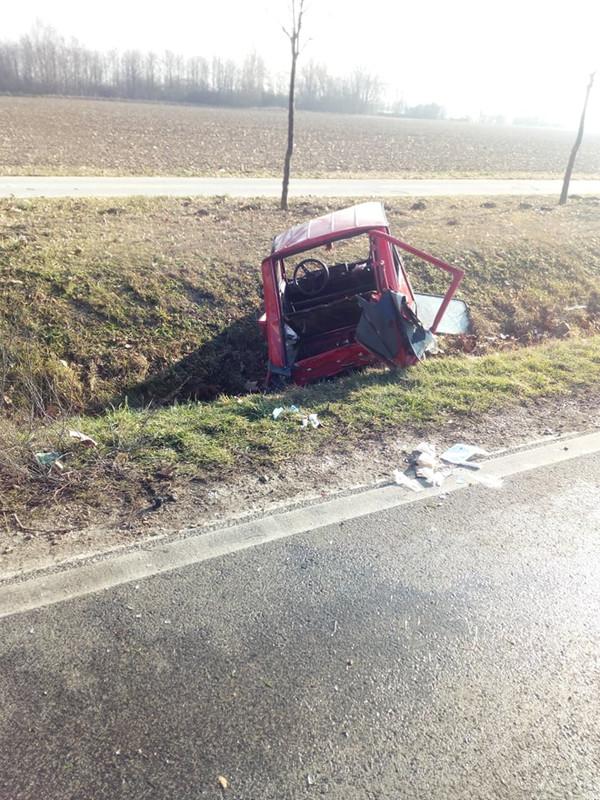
[1,194,600,525]
[3,335,600,521]
[1,194,600,411]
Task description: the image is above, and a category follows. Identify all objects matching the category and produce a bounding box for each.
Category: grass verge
[1,195,599,412]
[3,335,600,525]
[1,194,599,530]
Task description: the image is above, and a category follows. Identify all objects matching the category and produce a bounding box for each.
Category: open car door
[356,291,432,365]
[356,231,466,366]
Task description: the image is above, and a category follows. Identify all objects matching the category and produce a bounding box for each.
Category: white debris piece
[393,470,424,492]
[440,443,488,466]
[415,441,436,456]
[272,404,300,420]
[413,441,438,468]
[416,451,437,468]
[415,466,447,487]
[69,429,98,448]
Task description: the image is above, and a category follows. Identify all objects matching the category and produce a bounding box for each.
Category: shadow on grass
[114,308,404,415]
[120,313,267,406]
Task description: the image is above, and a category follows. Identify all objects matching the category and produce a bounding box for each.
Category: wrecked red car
[258,202,468,386]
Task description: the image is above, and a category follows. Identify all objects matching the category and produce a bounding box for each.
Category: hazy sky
[4,0,600,129]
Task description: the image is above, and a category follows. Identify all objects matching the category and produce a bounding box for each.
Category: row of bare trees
[0,23,383,114]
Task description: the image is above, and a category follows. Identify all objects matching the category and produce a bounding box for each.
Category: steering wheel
[292,258,330,297]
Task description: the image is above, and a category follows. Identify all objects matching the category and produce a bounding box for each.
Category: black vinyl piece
[356,291,427,363]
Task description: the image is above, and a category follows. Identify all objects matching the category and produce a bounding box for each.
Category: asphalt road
[2,449,600,799]
[2,176,600,198]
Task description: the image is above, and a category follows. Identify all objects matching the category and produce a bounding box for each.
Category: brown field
[1,96,599,178]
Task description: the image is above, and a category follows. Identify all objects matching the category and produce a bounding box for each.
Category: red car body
[258,202,465,386]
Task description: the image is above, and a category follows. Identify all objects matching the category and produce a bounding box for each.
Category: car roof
[270,201,389,259]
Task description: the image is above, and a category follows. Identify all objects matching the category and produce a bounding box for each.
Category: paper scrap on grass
[69,429,98,448]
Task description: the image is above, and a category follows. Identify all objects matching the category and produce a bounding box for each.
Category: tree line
[0,23,388,115]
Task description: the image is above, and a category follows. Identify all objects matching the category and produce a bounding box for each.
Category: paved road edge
[1,431,600,618]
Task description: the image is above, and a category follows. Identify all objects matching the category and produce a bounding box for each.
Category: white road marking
[1,431,600,618]
[1,176,600,199]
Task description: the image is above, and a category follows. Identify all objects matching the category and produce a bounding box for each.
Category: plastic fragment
[393,470,423,492]
[272,404,300,420]
[34,451,63,467]
[441,443,488,465]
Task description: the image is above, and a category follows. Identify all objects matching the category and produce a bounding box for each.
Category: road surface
[1,176,600,198]
[1,441,600,799]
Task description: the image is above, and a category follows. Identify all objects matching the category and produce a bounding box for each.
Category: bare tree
[280,0,306,211]
[559,72,596,205]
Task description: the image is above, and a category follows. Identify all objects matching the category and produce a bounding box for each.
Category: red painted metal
[369,230,464,334]
[259,202,466,386]
[292,342,378,385]
[260,257,286,370]
[272,202,388,259]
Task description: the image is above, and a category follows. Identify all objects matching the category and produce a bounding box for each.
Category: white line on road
[1,176,600,199]
[1,431,600,619]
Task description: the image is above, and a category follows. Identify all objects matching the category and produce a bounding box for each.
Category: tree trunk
[281,44,297,211]
[559,72,595,205]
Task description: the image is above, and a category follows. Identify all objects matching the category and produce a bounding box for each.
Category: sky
[3,0,600,130]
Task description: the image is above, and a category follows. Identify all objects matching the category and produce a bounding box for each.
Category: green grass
[1,195,600,524]
[43,335,600,479]
[3,334,599,526]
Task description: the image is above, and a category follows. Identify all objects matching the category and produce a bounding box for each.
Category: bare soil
[1,96,600,178]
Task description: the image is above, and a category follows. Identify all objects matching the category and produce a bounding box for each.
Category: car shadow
[119,314,267,406]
